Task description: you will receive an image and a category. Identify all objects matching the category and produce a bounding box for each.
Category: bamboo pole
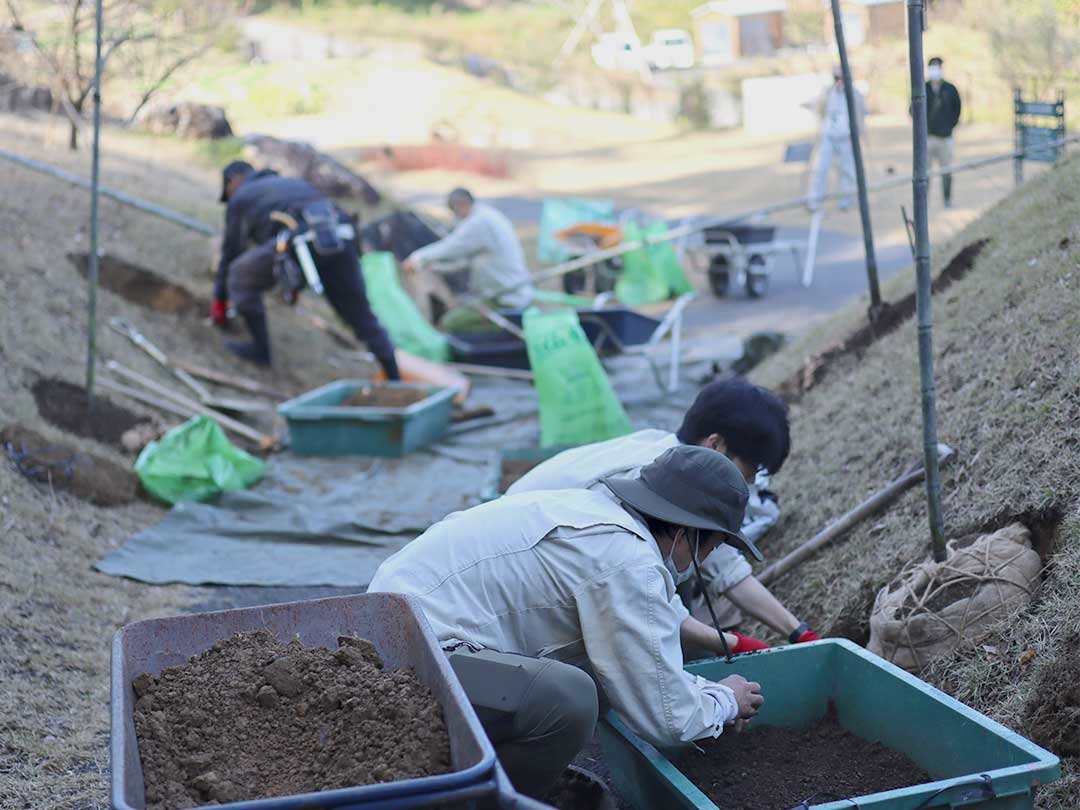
[84,0,104,409]
[830,0,882,316]
[907,0,947,562]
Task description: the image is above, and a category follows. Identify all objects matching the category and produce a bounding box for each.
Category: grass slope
[0,115,381,808]
[752,155,1080,805]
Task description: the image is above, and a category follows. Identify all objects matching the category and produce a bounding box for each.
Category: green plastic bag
[538,197,616,265]
[361,252,450,362]
[615,221,670,307]
[643,222,694,296]
[135,416,266,505]
[523,307,632,447]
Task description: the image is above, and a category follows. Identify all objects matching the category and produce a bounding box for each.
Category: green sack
[538,197,616,265]
[135,416,266,505]
[361,251,450,362]
[523,307,632,447]
[643,221,694,296]
[615,220,670,307]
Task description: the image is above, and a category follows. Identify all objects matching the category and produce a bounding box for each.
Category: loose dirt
[1,424,138,506]
[134,631,452,810]
[342,385,428,408]
[31,378,150,448]
[1025,634,1080,757]
[677,704,931,808]
[778,238,991,401]
[69,252,204,315]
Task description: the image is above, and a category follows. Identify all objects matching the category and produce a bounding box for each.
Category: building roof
[691,0,787,18]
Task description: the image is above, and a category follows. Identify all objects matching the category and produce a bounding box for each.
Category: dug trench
[676,702,930,809]
[133,630,452,810]
[32,377,152,449]
[69,252,207,315]
[778,238,991,402]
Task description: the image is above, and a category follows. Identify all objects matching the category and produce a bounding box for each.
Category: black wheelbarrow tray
[110,593,498,809]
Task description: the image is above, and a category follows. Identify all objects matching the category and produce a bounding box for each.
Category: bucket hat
[603,445,761,560]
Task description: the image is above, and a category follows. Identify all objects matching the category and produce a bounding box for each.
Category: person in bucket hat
[509,378,820,652]
[369,445,766,801]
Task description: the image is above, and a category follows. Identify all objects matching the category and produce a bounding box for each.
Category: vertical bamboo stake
[830,0,882,318]
[85,0,104,408]
[907,0,947,562]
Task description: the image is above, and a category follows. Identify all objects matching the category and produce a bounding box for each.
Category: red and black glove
[789,622,820,644]
[210,298,229,327]
[730,632,770,654]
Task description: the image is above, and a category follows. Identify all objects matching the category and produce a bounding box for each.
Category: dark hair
[447,188,475,207]
[676,378,790,475]
[642,515,715,550]
[928,57,943,67]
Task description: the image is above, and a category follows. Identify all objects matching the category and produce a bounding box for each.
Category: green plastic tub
[598,640,1060,810]
[278,380,456,457]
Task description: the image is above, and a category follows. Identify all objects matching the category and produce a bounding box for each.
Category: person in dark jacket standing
[926,57,962,207]
[212,161,399,379]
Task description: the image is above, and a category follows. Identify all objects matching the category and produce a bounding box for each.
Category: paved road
[407,192,913,338]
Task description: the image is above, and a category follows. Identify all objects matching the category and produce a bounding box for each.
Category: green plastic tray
[598,640,1060,810]
[278,379,456,457]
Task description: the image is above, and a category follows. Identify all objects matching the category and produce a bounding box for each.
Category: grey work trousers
[448,648,599,798]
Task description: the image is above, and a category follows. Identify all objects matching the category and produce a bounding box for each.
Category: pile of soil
[499,458,544,494]
[133,631,452,809]
[1025,634,1080,756]
[1,424,138,506]
[342,386,428,409]
[677,704,930,808]
[32,378,149,447]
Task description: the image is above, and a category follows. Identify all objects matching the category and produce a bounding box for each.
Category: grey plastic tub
[111,593,497,809]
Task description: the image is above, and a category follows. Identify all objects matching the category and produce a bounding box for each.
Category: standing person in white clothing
[509,378,820,651]
[807,65,866,211]
[369,446,766,800]
[402,188,535,332]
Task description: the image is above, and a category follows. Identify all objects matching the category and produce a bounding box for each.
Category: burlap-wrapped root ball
[868,523,1042,672]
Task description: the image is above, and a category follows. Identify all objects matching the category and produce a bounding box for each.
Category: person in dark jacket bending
[212,161,399,379]
[926,57,962,207]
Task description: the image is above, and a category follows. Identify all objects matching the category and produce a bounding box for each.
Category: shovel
[108,317,269,416]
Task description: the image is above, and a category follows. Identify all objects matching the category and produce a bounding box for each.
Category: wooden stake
[105,361,278,451]
[173,360,288,400]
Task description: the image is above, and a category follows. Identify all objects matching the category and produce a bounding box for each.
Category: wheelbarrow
[552,223,624,295]
[700,221,801,299]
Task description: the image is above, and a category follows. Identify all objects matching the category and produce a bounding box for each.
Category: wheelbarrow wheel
[562,269,588,295]
[594,259,620,294]
[745,254,769,299]
[707,255,731,297]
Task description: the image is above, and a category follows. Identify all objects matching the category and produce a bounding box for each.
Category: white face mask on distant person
[928,65,943,81]
[663,530,698,586]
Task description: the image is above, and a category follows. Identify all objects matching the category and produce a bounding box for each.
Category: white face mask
[663,530,697,586]
[927,65,943,81]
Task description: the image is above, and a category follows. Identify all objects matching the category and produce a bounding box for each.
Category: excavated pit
[69,252,205,315]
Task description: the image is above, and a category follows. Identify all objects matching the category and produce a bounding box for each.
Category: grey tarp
[96,343,738,587]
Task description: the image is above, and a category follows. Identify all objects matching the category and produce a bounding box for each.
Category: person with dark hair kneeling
[509,378,819,654]
[369,446,765,803]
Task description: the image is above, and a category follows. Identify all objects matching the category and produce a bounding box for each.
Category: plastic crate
[111,593,498,810]
[598,640,1060,810]
[447,332,530,370]
[277,380,456,456]
[702,223,777,245]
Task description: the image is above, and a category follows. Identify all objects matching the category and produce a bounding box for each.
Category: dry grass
[0,113,381,808]
[750,154,1080,805]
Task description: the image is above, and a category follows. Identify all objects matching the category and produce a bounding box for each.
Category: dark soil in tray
[133,630,452,809]
[32,377,149,447]
[677,703,931,808]
[499,458,544,493]
[341,385,428,408]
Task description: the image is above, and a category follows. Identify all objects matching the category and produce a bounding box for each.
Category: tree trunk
[69,118,79,150]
